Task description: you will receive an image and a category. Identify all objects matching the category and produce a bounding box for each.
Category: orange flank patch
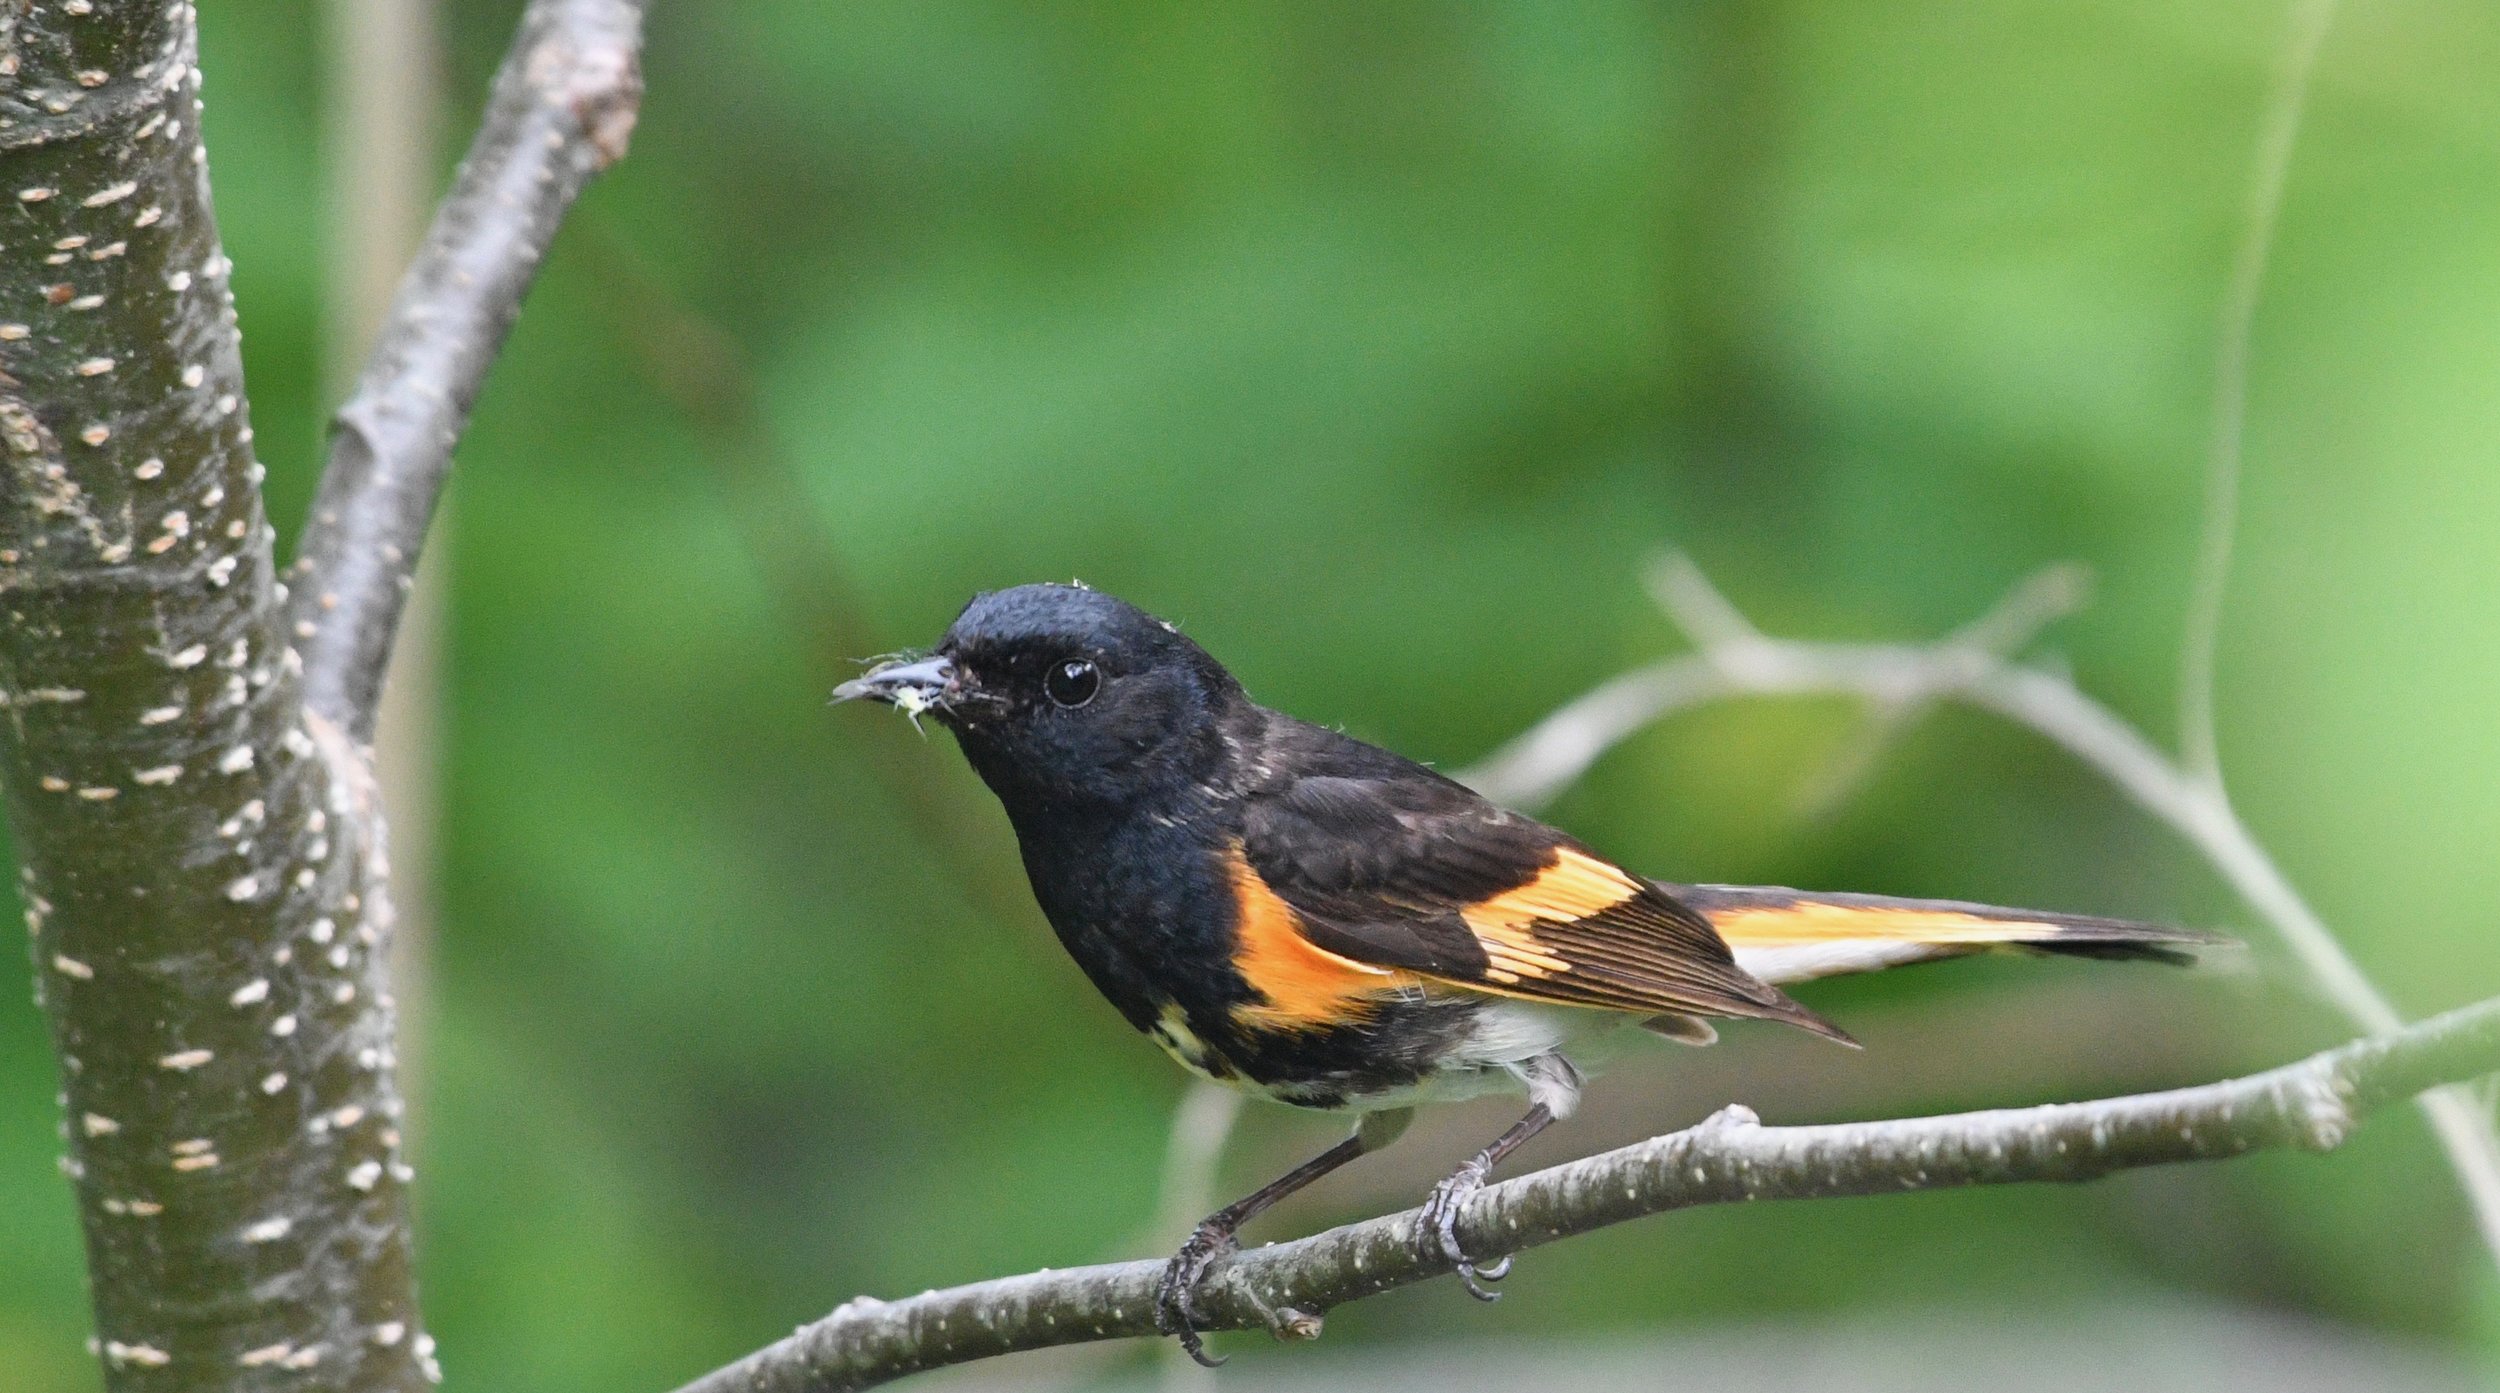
[1457,848,1642,985]
[1226,848,1415,1030]
[1707,902,2060,947]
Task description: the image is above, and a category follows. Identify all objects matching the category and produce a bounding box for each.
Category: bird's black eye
[1044,659,1100,709]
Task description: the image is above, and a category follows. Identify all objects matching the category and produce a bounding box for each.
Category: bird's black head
[833,584,1246,817]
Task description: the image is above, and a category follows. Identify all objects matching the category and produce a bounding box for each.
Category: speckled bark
[670,994,2500,1393]
[1,0,644,1387]
[0,3,429,1390]
[290,0,642,740]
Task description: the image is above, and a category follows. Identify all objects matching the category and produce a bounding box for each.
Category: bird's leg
[1419,1053,1578,1300]
[1418,1102,1553,1299]
[1157,1108,1409,1367]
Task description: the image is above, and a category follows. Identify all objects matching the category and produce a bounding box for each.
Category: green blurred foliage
[6,1,2500,1388]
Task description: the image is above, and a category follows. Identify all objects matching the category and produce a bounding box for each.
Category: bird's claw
[1156,1219,1237,1367]
[1419,1158,1512,1300]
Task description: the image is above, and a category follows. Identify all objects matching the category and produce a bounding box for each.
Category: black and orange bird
[833,583,2220,1363]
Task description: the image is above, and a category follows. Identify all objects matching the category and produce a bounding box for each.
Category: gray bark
[1,3,426,1386]
[671,994,2500,1393]
[0,2,642,1388]
[291,0,641,739]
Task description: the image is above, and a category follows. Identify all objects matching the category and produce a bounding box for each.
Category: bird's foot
[1418,1158,1513,1300]
[1155,1217,1238,1368]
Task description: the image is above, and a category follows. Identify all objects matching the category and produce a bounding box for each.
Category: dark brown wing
[1237,722,1852,1043]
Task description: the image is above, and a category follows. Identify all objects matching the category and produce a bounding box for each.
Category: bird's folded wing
[1237,772,1851,1042]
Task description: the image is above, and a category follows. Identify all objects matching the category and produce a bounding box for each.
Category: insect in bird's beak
[830,654,958,734]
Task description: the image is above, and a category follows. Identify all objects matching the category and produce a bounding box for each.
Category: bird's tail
[1664,883,2230,988]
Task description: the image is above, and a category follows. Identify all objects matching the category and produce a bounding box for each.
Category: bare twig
[2178,0,2338,785]
[1463,556,2500,1266]
[290,0,646,739]
[1780,561,2092,818]
[668,995,2500,1393]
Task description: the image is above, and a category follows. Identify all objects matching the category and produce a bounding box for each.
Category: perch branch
[291,0,645,739]
[668,994,2500,1393]
[1461,554,2500,1265]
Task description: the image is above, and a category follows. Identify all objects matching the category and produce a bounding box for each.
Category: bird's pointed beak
[831,655,960,721]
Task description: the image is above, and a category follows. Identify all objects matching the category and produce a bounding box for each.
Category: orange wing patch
[1226,847,1415,1031]
[1709,902,2065,947]
[1457,847,1644,985]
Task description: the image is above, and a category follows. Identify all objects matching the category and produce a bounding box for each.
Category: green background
[6,1,2500,1388]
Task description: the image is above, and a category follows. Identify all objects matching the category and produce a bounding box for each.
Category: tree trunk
[1,1,641,1386]
[1,3,429,1388]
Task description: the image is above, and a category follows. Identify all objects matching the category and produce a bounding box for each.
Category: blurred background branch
[576,228,1036,931]
[1460,0,2500,1276]
[2177,0,2337,786]
[2149,0,2500,1264]
[670,993,2500,1393]
[1463,553,2500,1269]
[1149,1081,1246,1393]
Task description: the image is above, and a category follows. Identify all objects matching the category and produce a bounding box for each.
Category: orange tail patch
[1709,902,2074,947]
[1672,884,2226,987]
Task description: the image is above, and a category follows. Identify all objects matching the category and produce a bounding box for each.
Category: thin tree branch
[290,0,645,740]
[1777,560,2091,819]
[323,0,448,1138]
[668,995,2500,1393]
[1,5,431,1388]
[1462,556,2500,1267]
[2177,0,2338,785]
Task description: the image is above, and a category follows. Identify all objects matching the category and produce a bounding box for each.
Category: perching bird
[832,583,2220,1364]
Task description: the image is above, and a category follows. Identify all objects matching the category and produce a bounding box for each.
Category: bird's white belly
[1349,999,1623,1113]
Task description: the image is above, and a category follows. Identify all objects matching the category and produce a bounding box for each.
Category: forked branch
[1461,554,2500,1265]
